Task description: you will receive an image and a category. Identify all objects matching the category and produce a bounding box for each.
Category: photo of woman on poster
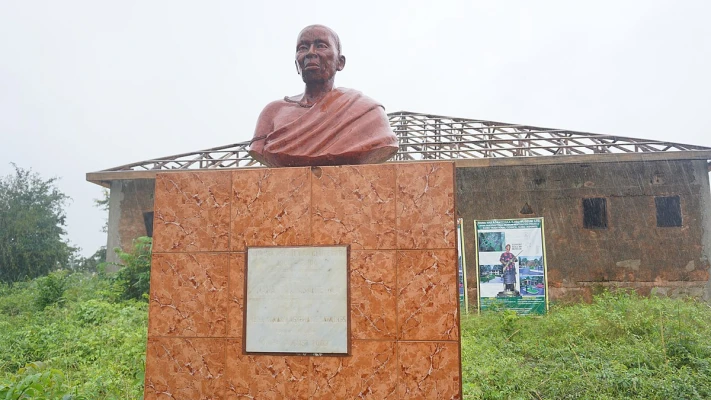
[500,244,518,293]
[496,244,521,298]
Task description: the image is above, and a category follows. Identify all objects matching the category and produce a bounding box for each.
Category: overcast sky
[1,0,710,256]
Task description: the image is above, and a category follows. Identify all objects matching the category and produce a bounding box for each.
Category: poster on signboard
[475,218,548,315]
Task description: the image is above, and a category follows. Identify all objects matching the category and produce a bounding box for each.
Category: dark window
[583,198,607,229]
[143,211,155,237]
[655,196,682,227]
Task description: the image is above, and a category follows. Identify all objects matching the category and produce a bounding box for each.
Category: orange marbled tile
[397,250,459,341]
[227,253,245,338]
[350,250,397,340]
[231,168,311,251]
[312,164,396,249]
[144,337,226,400]
[311,340,397,399]
[225,339,310,400]
[153,171,231,252]
[396,162,456,250]
[398,341,461,400]
[148,253,227,337]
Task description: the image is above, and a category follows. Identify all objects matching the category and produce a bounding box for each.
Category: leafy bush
[0,280,35,316]
[112,237,152,301]
[0,362,80,400]
[35,270,68,309]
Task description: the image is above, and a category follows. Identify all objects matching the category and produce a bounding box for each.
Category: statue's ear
[337,55,346,71]
[295,60,301,75]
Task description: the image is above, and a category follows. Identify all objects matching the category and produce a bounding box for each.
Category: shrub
[112,237,152,301]
[35,270,68,309]
[0,280,35,316]
[0,362,80,400]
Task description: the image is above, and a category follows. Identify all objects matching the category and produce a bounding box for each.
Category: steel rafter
[96,111,710,172]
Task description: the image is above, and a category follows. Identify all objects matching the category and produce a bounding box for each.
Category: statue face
[295,26,345,84]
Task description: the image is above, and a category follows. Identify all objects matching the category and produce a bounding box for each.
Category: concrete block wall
[106,179,155,268]
[456,159,711,306]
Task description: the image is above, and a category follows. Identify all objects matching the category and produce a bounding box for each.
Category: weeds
[0,273,147,399]
[2,270,710,399]
[462,291,711,399]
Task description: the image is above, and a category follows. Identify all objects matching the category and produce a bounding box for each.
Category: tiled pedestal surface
[144,162,461,399]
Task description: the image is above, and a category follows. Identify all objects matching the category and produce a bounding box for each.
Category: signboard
[244,246,349,354]
[456,218,468,314]
[474,218,548,315]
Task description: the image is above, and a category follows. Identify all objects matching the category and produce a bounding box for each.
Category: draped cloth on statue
[249,88,399,167]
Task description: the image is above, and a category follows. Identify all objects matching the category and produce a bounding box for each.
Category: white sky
[1,0,710,256]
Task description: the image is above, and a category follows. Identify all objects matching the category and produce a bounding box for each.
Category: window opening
[655,196,682,227]
[143,211,155,237]
[583,198,607,229]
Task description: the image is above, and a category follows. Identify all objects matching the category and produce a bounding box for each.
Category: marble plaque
[245,246,349,354]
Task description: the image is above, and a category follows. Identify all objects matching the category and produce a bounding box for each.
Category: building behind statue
[87,111,711,305]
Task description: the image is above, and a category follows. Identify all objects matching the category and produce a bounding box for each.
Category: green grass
[1,272,710,399]
[0,272,147,399]
[461,292,711,399]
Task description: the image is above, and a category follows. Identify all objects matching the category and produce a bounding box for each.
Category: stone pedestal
[144,162,461,399]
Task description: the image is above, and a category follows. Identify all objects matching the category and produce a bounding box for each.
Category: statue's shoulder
[256,98,292,122]
[261,98,291,112]
[334,87,383,108]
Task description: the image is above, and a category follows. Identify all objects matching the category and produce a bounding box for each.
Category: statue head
[295,25,346,85]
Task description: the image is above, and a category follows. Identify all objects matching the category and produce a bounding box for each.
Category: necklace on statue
[283,96,313,108]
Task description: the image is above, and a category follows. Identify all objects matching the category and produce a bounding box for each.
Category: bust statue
[248,25,399,168]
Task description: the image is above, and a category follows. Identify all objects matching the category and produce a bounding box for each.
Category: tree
[94,188,109,233]
[67,188,109,273]
[0,164,73,283]
[70,246,106,273]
